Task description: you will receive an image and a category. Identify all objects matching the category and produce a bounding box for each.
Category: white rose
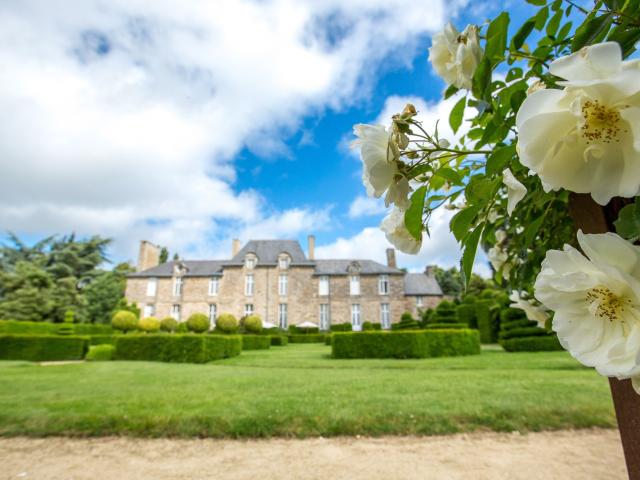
[384,176,410,209]
[380,207,422,254]
[502,169,527,216]
[428,23,482,90]
[488,244,511,279]
[353,123,399,196]
[509,291,549,328]
[516,42,640,205]
[534,231,640,392]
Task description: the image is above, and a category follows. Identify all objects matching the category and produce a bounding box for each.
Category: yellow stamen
[580,100,627,144]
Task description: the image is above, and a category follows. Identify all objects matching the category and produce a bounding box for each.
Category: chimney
[425,265,436,276]
[386,248,397,269]
[307,235,315,260]
[137,240,160,272]
[232,238,241,257]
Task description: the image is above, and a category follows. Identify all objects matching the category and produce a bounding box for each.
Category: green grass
[0,344,615,438]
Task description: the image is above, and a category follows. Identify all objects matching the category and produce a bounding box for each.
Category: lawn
[0,344,616,438]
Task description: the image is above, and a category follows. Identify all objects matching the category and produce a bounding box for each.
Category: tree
[84,262,133,324]
[159,247,169,264]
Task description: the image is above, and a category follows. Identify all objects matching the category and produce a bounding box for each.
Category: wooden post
[568,193,640,479]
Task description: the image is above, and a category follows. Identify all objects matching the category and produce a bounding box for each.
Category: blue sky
[0,0,541,274]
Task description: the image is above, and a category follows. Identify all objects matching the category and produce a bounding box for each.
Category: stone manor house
[125,237,444,331]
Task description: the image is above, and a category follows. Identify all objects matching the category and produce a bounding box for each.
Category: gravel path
[0,429,626,480]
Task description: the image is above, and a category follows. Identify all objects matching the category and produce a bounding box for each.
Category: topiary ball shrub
[362,321,374,331]
[138,316,161,333]
[216,313,239,334]
[160,317,178,333]
[186,313,210,333]
[244,315,263,334]
[111,310,139,333]
[86,344,115,361]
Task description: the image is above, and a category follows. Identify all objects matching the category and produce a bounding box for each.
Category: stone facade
[125,238,444,330]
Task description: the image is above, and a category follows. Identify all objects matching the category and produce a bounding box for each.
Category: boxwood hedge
[288,334,326,343]
[270,335,289,346]
[90,334,116,345]
[114,334,241,363]
[501,335,563,352]
[332,330,480,359]
[425,323,468,329]
[241,335,271,350]
[0,320,113,336]
[0,334,89,361]
[86,344,115,361]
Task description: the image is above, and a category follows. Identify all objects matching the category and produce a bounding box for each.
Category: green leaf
[511,19,536,50]
[572,11,614,51]
[450,205,481,242]
[485,13,510,62]
[465,177,500,205]
[471,58,492,100]
[435,167,463,185]
[510,89,527,112]
[404,186,427,241]
[486,145,515,175]
[460,224,484,290]
[534,6,549,31]
[524,214,545,246]
[505,67,523,82]
[545,9,563,37]
[444,84,460,99]
[449,96,466,134]
[526,0,546,4]
[614,198,640,240]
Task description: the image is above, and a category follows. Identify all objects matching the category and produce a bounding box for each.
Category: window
[172,277,183,296]
[171,304,181,321]
[208,277,219,296]
[245,304,254,317]
[279,304,288,329]
[146,278,157,296]
[278,255,290,270]
[416,296,424,308]
[351,304,361,330]
[349,275,360,296]
[278,274,288,296]
[319,304,330,331]
[245,274,254,296]
[380,303,390,329]
[378,275,389,295]
[245,255,256,269]
[209,304,217,325]
[318,276,329,296]
[143,304,155,318]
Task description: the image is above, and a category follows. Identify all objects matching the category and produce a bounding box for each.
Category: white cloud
[348,196,386,218]
[0,0,463,261]
[318,207,491,277]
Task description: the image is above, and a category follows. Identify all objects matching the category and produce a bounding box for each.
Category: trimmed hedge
[456,304,477,328]
[332,330,480,359]
[426,323,468,329]
[501,318,537,331]
[500,327,551,340]
[476,300,499,343]
[86,344,115,361]
[114,334,241,363]
[430,301,459,325]
[289,325,319,334]
[324,333,333,345]
[90,335,116,345]
[288,334,326,343]
[0,320,113,335]
[241,335,271,350]
[270,335,289,346]
[501,335,563,352]
[330,323,352,332]
[0,334,89,361]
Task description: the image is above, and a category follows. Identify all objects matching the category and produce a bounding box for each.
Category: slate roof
[226,239,314,266]
[313,259,404,276]
[403,273,443,296]
[128,260,224,278]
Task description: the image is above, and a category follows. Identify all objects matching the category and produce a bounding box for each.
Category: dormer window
[245,254,257,270]
[278,254,291,270]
